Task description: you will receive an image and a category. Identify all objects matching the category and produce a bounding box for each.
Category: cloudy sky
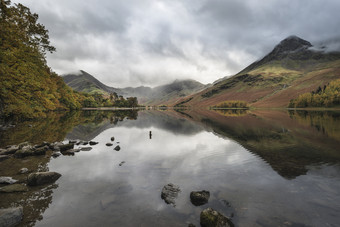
[13,0,340,88]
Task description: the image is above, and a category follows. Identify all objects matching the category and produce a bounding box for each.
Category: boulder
[200,208,233,227]
[27,172,61,186]
[114,145,121,151]
[69,140,77,144]
[89,141,98,146]
[111,137,115,141]
[0,207,23,227]
[59,143,74,152]
[0,177,17,185]
[106,143,113,146]
[0,184,28,193]
[190,190,210,206]
[161,183,181,206]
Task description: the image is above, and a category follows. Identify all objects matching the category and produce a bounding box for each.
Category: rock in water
[200,208,234,227]
[59,143,74,152]
[0,184,28,193]
[52,152,61,158]
[114,145,121,151]
[161,183,181,206]
[111,137,115,141]
[106,143,113,146]
[0,177,17,185]
[27,172,61,186]
[119,161,125,166]
[190,190,210,206]
[80,147,92,151]
[0,207,23,227]
[89,141,98,146]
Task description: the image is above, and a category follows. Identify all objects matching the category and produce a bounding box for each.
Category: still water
[0,109,340,226]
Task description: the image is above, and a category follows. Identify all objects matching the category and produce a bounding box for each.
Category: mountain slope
[63,70,121,95]
[63,71,206,105]
[174,36,340,108]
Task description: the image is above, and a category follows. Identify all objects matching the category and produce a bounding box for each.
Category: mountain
[63,71,206,105]
[173,36,340,108]
[63,70,122,95]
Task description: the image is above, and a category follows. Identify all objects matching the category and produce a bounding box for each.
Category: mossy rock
[200,208,233,227]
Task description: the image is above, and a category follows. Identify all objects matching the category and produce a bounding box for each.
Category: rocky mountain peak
[271,35,312,55]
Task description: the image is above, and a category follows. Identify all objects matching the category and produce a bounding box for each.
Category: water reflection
[1,109,340,226]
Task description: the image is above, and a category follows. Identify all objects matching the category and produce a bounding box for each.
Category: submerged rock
[0,177,17,185]
[59,143,74,152]
[100,195,116,210]
[89,141,98,146]
[190,190,210,206]
[27,172,61,186]
[80,147,92,151]
[0,184,28,193]
[200,208,233,227]
[106,143,113,146]
[0,207,23,227]
[161,183,181,206]
[114,145,121,151]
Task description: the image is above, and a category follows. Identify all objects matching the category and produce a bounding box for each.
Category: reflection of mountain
[178,109,340,179]
[66,110,205,141]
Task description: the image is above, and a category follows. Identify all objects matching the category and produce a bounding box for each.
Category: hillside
[172,36,340,108]
[0,1,86,118]
[63,71,206,105]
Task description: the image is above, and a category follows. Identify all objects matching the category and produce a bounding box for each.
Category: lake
[0,109,340,226]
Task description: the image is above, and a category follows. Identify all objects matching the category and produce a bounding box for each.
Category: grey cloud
[12,0,340,87]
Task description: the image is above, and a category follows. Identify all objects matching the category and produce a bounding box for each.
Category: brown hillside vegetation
[170,36,340,108]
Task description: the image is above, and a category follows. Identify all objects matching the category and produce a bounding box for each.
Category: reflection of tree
[0,110,139,147]
[288,110,340,141]
[183,109,340,179]
[213,109,249,117]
